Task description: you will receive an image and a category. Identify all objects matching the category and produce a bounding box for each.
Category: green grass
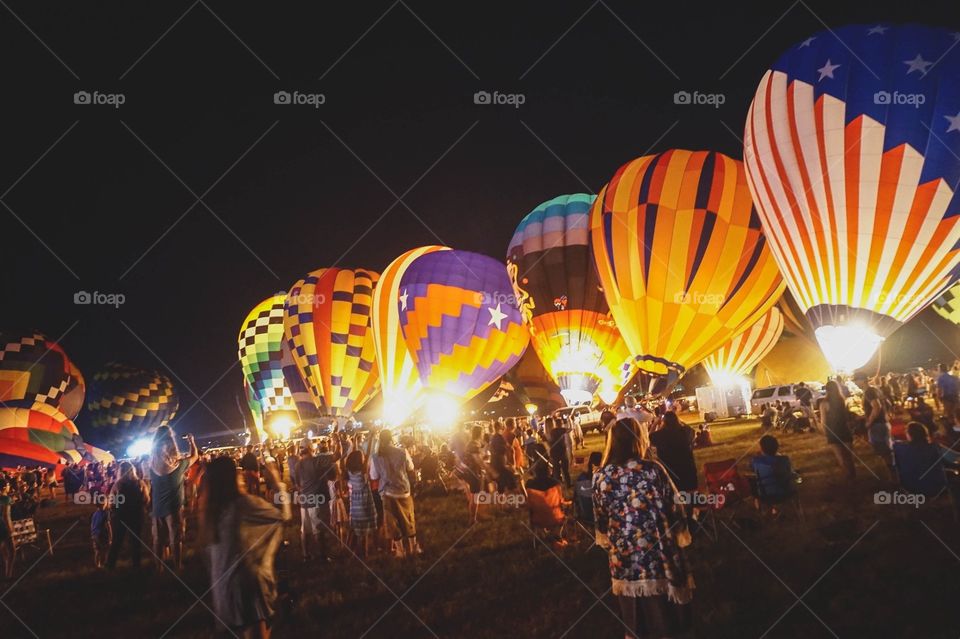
[3,419,960,638]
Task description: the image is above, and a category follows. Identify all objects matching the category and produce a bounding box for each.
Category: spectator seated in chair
[893,422,960,497]
[750,435,798,514]
[694,424,714,448]
[526,443,569,547]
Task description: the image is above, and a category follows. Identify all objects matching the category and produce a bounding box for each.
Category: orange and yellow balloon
[590,149,785,386]
[703,307,784,385]
[283,268,380,417]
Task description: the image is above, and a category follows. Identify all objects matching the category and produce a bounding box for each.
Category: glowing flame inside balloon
[814,324,884,374]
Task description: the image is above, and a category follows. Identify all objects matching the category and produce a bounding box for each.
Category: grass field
[3,418,960,638]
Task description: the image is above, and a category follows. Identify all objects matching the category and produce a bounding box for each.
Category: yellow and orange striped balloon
[703,307,784,384]
[284,268,380,417]
[590,149,784,383]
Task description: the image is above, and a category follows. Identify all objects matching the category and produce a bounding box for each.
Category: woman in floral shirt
[594,417,694,638]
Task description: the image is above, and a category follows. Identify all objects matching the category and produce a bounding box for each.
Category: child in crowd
[345,450,376,559]
[90,497,112,569]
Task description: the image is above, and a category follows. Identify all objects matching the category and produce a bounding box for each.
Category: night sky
[3,1,958,441]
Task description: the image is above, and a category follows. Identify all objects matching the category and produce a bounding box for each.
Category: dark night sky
[2,1,957,441]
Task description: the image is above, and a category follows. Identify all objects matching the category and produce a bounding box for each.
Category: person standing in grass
[90,497,111,569]
[594,418,693,639]
[149,427,199,572]
[370,429,421,557]
[546,417,572,488]
[345,450,376,559]
[201,457,291,639]
[106,461,149,570]
[819,381,855,481]
[0,482,14,578]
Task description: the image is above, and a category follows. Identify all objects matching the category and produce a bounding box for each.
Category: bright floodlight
[525,402,538,415]
[127,436,152,458]
[815,324,884,374]
[707,369,749,389]
[425,394,460,429]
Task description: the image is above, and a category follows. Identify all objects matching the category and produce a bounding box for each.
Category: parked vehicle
[553,404,604,432]
[749,382,825,414]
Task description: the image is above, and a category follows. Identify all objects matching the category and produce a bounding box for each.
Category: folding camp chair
[12,517,53,563]
[699,459,753,539]
[750,460,805,522]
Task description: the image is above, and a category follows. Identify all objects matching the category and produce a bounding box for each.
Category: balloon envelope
[398,250,529,402]
[86,363,179,441]
[284,268,380,417]
[372,246,450,424]
[744,24,960,372]
[590,150,785,385]
[703,307,784,384]
[0,331,71,410]
[508,194,634,405]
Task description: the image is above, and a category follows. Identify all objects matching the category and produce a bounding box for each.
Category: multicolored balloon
[284,268,380,417]
[60,358,85,421]
[703,307,784,385]
[508,194,635,405]
[0,403,82,457]
[372,246,450,425]
[398,250,529,402]
[590,150,785,387]
[932,283,960,325]
[238,296,299,417]
[744,24,960,372]
[86,363,179,440]
[0,331,71,410]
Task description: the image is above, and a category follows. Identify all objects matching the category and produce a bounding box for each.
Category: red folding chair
[699,459,753,539]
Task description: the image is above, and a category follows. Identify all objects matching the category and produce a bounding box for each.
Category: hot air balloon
[372,246,450,425]
[590,150,785,390]
[397,250,530,411]
[507,194,635,406]
[86,363,179,443]
[284,268,380,418]
[0,403,83,457]
[242,378,264,440]
[703,307,784,385]
[0,330,71,409]
[744,24,960,372]
[932,283,960,325]
[238,295,318,439]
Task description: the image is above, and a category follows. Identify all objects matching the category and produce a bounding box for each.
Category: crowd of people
[5,364,960,638]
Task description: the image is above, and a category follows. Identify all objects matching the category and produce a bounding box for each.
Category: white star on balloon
[903,53,933,75]
[816,59,840,81]
[867,25,888,35]
[799,36,816,48]
[399,289,409,311]
[946,112,960,133]
[487,303,508,330]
